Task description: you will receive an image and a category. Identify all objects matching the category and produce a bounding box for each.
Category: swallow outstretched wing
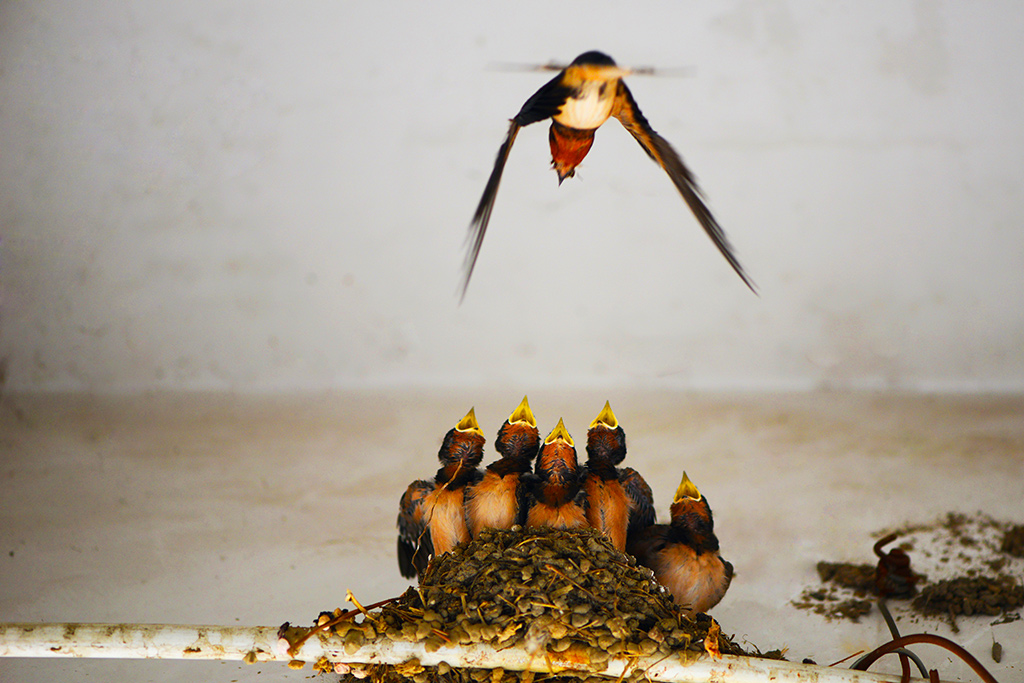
[396,478,435,579]
[611,81,756,293]
[461,74,574,300]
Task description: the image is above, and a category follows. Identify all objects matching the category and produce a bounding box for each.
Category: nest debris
[912,575,1024,620]
[793,513,1024,628]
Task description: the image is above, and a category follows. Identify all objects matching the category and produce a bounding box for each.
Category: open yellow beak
[544,417,574,447]
[455,407,484,436]
[673,471,702,503]
[588,400,618,430]
[508,395,537,428]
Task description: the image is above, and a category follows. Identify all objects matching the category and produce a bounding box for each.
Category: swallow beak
[556,167,575,185]
[456,407,484,437]
[588,400,618,430]
[509,395,537,428]
[673,471,702,503]
[544,417,574,447]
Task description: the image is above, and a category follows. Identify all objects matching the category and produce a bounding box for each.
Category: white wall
[2,1,1022,393]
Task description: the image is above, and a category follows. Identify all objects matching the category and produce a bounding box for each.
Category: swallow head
[437,407,486,471]
[567,51,632,80]
[570,51,616,67]
[536,417,579,480]
[496,395,540,462]
[668,472,719,552]
[586,400,627,466]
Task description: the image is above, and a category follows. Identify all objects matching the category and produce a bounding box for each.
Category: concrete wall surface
[2,1,1022,393]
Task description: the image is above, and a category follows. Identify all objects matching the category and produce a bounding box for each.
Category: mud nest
[313,526,768,683]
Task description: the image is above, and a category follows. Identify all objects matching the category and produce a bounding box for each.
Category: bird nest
[302,526,757,682]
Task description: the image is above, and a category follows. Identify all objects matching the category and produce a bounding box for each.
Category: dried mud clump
[912,576,1024,620]
[791,562,878,621]
[1001,524,1024,558]
[815,562,876,594]
[307,526,770,683]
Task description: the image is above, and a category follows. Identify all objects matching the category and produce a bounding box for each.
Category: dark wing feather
[460,120,520,302]
[514,472,532,527]
[459,73,574,301]
[396,479,435,579]
[625,523,670,566]
[512,72,574,126]
[572,478,591,515]
[611,81,756,293]
[619,466,656,538]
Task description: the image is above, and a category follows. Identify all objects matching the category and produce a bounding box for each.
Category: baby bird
[465,396,541,537]
[396,407,485,578]
[526,418,588,530]
[582,401,655,551]
[627,472,732,616]
[582,401,630,551]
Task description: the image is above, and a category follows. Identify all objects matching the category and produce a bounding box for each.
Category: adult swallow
[627,472,733,616]
[396,407,485,579]
[465,395,541,537]
[525,418,589,530]
[461,50,755,299]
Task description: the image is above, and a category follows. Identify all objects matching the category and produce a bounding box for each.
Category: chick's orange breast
[467,472,519,537]
[584,476,629,551]
[527,501,588,530]
[424,487,471,555]
[654,543,731,614]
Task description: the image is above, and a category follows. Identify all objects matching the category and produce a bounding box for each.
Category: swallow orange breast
[461,50,755,299]
[465,396,541,537]
[627,472,733,616]
[526,418,589,530]
[396,407,485,578]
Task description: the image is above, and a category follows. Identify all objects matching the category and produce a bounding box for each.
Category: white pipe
[0,623,281,662]
[0,622,902,683]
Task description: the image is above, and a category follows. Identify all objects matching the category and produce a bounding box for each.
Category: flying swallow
[627,472,733,616]
[461,50,755,299]
[465,395,541,537]
[525,418,589,530]
[396,407,485,578]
